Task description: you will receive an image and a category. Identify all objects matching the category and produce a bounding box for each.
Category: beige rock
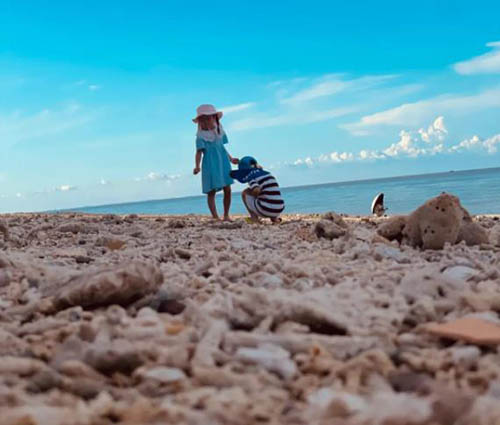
[457,207,489,246]
[0,329,29,356]
[84,338,143,375]
[105,238,126,250]
[0,356,48,376]
[53,261,163,310]
[314,220,346,240]
[404,193,464,249]
[134,366,187,385]
[377,215,407,242]
[235,343,297,380]
[321,211,348,228]
[0,219,9,240]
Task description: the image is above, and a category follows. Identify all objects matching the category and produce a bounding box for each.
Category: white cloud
[418,116,447,143]
[267,77,307,88]
[318,151,355,163]
[344,86,500,134]
[358,149,385,161]
[282,78,347,105]
[293,157,314,167]
[287,116,500,168]
[383,130,444,158]
[0,103,93,148]
[229,106,356,131]
[100,179,109,185]
[454,41,500,75]
[56,185,77,192]
[220,102,255,114]
[449,134,500,154]
[135,172,182,182]
[281,74,397,105]
[74,80,101,91]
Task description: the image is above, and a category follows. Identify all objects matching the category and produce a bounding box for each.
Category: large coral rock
[456,208,489,246]
[403,193,465,249]
[53,261,163,310]
[377,194,488,249]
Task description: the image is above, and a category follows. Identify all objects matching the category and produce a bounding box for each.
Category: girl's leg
[223,185,232,221]
[207,191,219,219]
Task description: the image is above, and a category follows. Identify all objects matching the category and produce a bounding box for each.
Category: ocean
[69,167,500,216]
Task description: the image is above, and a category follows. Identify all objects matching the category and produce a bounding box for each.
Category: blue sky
[1,0,500,212]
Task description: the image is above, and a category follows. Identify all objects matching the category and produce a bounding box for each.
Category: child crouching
[230,156,285,223]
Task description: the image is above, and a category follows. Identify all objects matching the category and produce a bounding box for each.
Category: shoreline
[1,208,500,423]
[28,165,500,216]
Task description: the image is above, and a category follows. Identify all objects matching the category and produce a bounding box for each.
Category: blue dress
[196,130,234,194]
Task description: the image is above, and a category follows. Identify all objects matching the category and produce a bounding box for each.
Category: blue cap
[238,156,257,170]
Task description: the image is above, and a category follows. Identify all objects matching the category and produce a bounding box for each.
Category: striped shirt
[248,173,285,218]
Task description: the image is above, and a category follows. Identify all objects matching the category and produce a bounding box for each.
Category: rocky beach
[1,193,500,424]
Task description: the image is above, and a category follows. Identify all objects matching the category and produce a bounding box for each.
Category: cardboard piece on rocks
[425,317,500,345]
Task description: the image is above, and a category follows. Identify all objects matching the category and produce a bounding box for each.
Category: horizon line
[46,165,500,214]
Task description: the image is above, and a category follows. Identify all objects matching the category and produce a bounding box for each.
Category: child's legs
[223,185,231,219]
[241,189,259,219]
[206,190,218,219]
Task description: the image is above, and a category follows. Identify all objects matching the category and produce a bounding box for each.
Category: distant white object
[371,193,386,216]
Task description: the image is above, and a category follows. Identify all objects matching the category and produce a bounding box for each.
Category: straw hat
[192,104,223,123]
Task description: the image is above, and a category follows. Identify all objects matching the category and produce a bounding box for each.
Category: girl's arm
[193,150,202,175]
[227,151,239,165]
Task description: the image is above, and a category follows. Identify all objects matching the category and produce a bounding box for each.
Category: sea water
[69,167,500,216]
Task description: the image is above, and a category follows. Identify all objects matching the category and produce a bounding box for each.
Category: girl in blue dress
[192,104,239,220]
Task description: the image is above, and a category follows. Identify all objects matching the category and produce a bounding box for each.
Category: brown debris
[424,317,500,345]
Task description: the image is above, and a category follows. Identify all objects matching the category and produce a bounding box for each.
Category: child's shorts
[243,193,283,219]
[243,193,261,217]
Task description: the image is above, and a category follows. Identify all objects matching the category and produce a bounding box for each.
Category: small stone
[373,244,409,263]
[135,366,186,384]
[156,299,186,314]
[449,346,481,366]
[0,220,9,240]
[168,219,186,229]
[75,255,93,264]
[321,212,348,228]
[442,265,479,282]
[0,253,14,268]
[254,272,284,288]
[174,248,191,260]
[57,222,84,234]
[235,343,297,380]
[53,261,163,310]
[104,238,127,251]
[0,269,11,287]
[54,247,88,258]
[84,339,143,375]
[377,215,407,242]
[314,220,346,240]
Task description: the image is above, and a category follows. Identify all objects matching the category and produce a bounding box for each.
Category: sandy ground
[1,197,500,424]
